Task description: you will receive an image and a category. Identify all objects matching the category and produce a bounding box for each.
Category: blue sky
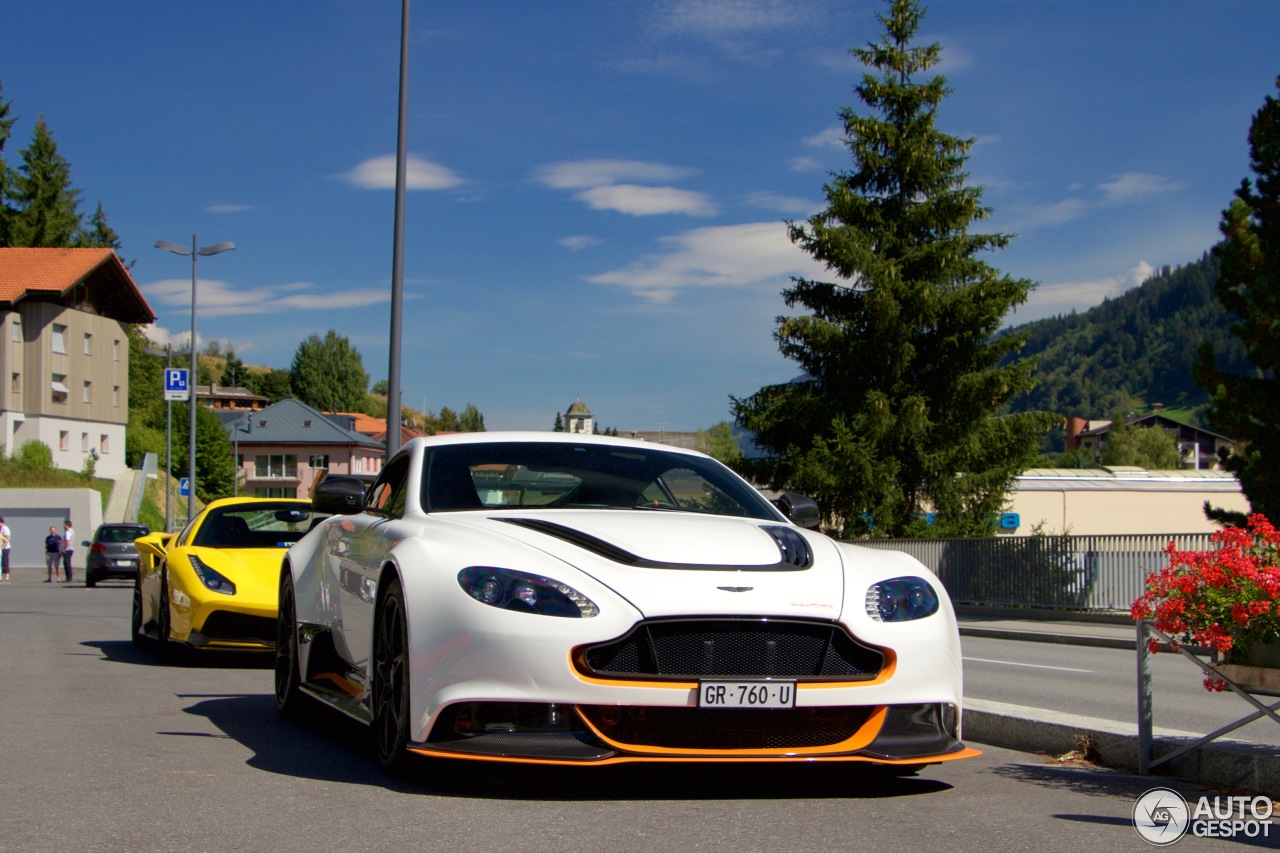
[3,1,1277,431]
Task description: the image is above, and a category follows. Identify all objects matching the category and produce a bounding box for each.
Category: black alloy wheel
[372,575,412,776]
[274,571,306,719]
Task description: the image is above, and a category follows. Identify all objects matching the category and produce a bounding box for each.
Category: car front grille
[576,618,885,681]
[198,611,275,645]
[577,705,877,750]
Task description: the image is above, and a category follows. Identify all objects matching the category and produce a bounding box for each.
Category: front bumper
[410,700,976,765]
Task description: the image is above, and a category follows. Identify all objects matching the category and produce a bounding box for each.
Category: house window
[81,433,89,452]
[83,381,92,403]
[254,454,297,479]
[83,333,92,355]
[113,385,119,406]
[59,431,68,451]
[113,339,120,361]
[11,317,20,343]
[10,372,18,393]
[309,454,329,470]
[52,324,67,354]
[51,374,68,404]
[254,487,294,498]
[100,435,109,454]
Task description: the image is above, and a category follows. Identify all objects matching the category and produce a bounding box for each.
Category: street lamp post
[155,236,235,523]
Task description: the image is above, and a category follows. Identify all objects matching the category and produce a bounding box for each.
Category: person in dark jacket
[45,526,62,582]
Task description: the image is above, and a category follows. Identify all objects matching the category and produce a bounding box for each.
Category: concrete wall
[0,488,103,570]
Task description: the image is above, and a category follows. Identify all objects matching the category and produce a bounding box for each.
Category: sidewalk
[958,612,1138,650]
[957,609,1280,796]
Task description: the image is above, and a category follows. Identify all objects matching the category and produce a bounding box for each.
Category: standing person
[0,517,10,584]
[61,519,74,583]
[44,526,62,582]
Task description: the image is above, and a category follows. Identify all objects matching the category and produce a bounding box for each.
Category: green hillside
[1004,251,1252,422]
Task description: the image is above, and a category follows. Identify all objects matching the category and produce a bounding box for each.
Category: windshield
[193,503,326,549]
[422,442,777,520]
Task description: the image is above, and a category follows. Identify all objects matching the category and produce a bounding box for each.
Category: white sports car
[275,432,978,774]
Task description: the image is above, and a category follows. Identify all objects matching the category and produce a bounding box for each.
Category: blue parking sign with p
[164,368,189,401]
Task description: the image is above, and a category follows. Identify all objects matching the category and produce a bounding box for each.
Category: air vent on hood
[761,525,813,568]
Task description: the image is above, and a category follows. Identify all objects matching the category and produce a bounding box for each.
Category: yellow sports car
[132,497,326,660]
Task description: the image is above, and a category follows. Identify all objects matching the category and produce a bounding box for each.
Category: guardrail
[851,532,1216,611]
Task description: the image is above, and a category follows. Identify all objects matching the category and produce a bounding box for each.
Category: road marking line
[963,656,1094,673]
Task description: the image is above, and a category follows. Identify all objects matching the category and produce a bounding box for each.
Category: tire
[371,575,413,776]
[130,577,145,649]
[274,571,306,720]
[156,569,178,664]
[85,573,97,589]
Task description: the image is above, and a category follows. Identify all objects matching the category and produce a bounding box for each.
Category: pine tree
[1194,77,1280,524]
[0,82,16,245]
[6,118,83,247]
[732,0,1051,537]
[75,200,121,249]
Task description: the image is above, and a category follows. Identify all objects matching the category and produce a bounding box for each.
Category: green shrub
[19,441,53,468]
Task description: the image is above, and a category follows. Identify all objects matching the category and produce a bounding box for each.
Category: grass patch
[139,471,201,533]
[0,457,115,512]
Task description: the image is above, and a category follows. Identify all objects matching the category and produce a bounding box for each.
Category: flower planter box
[1217,663,1280,695]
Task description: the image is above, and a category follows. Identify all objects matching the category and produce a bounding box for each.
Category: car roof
[402,430,711,460]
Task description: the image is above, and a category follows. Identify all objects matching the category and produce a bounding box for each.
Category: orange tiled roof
[0,247,155,322]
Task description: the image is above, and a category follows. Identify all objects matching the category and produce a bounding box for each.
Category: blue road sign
[164,368,190,401]
[179,477,190,497]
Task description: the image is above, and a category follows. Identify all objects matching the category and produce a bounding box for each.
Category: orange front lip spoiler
[405,744,982,767]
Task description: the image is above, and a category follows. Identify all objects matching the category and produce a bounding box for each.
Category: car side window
[368,455,411,518]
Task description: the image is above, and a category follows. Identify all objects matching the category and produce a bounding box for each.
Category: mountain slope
[1004,251,1253,419]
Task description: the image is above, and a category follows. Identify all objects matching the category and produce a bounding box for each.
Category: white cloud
[1019,260,1158,321]
[585,221,829,303]
[142,277,391,318]
[575,184,717,217]
[534,159,696,190]
[340,154,465,190]
[536,158,713,217]
[1098,172,1184,206]
[653,0,810,37]
[803,125,845,149]
[205,203,256,214]
[743,191,819,215]
[559,235,602,251]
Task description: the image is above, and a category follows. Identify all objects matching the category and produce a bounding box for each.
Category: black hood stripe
[496,517,810,572]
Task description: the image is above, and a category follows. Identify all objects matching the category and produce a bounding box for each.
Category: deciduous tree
[732,0,1051,537]
[289,329,369,413]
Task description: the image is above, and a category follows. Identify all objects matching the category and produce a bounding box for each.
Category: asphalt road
[962,635,1280,747]
[0,575,1274,853]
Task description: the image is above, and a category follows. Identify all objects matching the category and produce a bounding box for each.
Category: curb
[959,625,1135,651]
[965,699,1280,798]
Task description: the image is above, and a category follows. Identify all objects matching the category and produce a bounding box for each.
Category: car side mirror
[773,493,821,529]
[312,476,368,515]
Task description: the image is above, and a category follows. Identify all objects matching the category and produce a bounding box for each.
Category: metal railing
[851,532,1216,611]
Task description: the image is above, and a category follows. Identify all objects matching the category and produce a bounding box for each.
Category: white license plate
[698,680,796,709]
[115,560,136,567]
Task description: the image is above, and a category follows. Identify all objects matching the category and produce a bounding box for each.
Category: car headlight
[865,576,938,622]
[189,554,236,595]
[458,567,598,618]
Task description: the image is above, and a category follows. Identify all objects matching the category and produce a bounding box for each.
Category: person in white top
[0,516,10,584]
[61,520,74,583]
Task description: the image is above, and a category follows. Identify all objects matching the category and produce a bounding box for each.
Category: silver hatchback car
[84,523,150,588]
